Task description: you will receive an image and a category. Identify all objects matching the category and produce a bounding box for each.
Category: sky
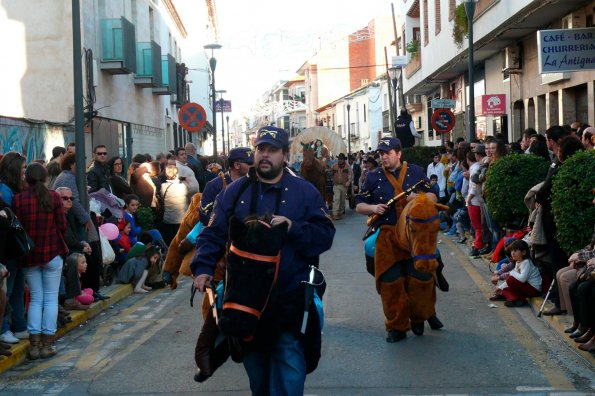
[209,0,397,122]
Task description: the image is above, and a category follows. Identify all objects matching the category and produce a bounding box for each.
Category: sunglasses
[95,152,108,156]
[61,196,74,201]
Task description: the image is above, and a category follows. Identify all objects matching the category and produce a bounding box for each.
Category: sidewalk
[0,283,133,374]
[443,233,595,367]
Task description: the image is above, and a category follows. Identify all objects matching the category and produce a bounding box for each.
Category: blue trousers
[23,256,63,335]
[243,332,306,396]
[1,259,27,334]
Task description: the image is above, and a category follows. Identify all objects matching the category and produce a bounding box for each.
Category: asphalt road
[1,210,594,395]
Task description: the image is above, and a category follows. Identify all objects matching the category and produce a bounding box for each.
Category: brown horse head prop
[396,193,449,273]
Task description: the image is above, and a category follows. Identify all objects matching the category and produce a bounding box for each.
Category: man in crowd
[174,147,200,200]
[87,145,111,193]
[191,126,334,395]
[184,142,207,192]
[331,153,352,220]
[356,137,440,343]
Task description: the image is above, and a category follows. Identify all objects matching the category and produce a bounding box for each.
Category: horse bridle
[405,213,440,262]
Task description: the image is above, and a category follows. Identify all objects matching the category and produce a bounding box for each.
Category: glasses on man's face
[95,152,107,156]
[61,196,74,201]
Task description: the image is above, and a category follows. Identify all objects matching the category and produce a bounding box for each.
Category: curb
[442,233,595,367]
[0,284,133,374]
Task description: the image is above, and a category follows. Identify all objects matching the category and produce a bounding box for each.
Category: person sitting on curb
[491,239,542,307]
[116,247,160,294]
[63,253,94,311]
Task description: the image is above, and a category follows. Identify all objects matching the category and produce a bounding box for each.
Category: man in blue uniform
[199,147,253,225]
[356,137,442,342]
[192,126,335,395]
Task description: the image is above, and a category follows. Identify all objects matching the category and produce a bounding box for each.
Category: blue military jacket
[199,173,232,225]
[355,163,430,227]
[191,170,335,294]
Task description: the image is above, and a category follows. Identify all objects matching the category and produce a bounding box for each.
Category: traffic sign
[178,102,207,132]
[215,100,232,112]
[431,108,456,134]
[431,99,455,109]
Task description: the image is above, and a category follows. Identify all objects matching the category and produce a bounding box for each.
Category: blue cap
[228,147,254,165]
[255,126,289,148]
[376,137,402,152]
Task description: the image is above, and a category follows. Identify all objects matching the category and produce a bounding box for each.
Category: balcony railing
[100,17,136,74]
[153,54,177,96]
[405,52,422,78]
[134,41,162,88]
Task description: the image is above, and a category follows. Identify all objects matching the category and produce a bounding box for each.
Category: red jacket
[13,189,68,267]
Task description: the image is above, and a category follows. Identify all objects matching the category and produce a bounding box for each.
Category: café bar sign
[537,28,595,73]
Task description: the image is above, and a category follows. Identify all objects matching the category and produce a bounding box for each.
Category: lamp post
[204,43,222,157]
[226,115,230,150]
[346,101,351,155]
[464,0,477,142]
[216,89,227,155]
[388,66,402,137]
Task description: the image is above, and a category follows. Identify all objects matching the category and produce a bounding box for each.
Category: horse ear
[434,202,450,212]
[228,216,246,241]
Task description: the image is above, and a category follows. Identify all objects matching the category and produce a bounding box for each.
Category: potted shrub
[484,154,549,228]
[452,4,468,49]
[406,39,420,59]
[551,150,595,254]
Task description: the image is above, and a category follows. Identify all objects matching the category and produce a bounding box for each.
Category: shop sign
[537,28,595,73]
[477,94,506,116]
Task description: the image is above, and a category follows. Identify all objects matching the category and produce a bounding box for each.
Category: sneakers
[469,248,480,258]
[457,237,468,244]
[444,227,458,236]
[478,246,493,256]
[0,331,20,344]
[14,330,29,340]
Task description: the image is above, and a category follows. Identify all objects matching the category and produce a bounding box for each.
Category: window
[423,0,429,45]
[363,104,366,122]
[448,0,456,21]
[361,79,369,86]
[435,0,441,35]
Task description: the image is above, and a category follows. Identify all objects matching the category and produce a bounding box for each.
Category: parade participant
[330,153,352,220]
[198,147,254,225]
[394,108,421,149]
[355,137,440,342]
[191,126,335,395]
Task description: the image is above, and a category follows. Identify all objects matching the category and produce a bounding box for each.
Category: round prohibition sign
[431,108,456,134]
[178,102,207,132]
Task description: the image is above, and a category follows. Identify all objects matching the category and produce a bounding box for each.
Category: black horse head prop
[219,215,289,339]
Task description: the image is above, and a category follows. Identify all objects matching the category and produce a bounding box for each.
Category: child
[64,253,94,310]
[116,221,132,261]
[489,239,517,301]
[145,250,165,290]
[116,247,159,293]
[429,174,441,197]
[123,194,142,245]
[493,239,542,307]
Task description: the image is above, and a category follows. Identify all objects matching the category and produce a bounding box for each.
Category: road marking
[17,351,78,378]
[444,238,575,391]
[75,321,112,371]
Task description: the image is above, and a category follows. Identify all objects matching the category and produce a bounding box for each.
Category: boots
[578,335,595,352]
[28,334,42,360]
[40,334,57,359]
[0,341,12,357]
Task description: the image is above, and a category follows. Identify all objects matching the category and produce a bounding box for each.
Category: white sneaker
[0,330,20,344]
[14,330,29,340]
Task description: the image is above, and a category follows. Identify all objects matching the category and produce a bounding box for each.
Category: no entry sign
[431,109,456,134]
[178,102,207,132]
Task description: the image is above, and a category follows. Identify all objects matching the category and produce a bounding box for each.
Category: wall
[0,1,74,122]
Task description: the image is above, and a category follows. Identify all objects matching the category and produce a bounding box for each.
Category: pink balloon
[99,223,119,241]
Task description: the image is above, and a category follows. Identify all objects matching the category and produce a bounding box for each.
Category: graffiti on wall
[0,117,74,162]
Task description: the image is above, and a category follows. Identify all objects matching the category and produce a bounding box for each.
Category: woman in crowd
[130,162,158,210]
[13,163,67,360]
[107,156,132,199]
[0,152,28,345]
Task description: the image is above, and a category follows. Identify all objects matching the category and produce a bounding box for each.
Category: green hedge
[484,154,549,227]
[402,146,438,169]
[136,207,156,231]
[551,150,595,254]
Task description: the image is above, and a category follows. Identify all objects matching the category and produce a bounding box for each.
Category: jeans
[23,255,63,335]
[1,259,27,334]
[243,332,306,396]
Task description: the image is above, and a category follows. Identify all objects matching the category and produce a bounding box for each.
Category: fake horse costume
[375,192,448,336]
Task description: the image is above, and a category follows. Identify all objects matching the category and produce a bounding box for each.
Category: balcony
[100,17,136,74]
[134,41,162,88]
[404,52,422,78]
[153,54,177,96]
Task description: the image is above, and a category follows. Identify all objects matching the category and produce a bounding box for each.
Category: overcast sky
[210,1,396,120]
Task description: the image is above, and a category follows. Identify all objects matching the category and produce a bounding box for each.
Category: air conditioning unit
[503,46,521,72]
[562,11,586,28]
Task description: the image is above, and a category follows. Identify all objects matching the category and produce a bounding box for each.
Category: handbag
[4,207,34,260]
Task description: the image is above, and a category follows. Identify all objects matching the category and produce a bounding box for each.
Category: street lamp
[464,0,477,142]
[346,100,351,155]
[204,43,222,157]
[388,66,403,137]
[226,115,230,150]
[216,89,227,155]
